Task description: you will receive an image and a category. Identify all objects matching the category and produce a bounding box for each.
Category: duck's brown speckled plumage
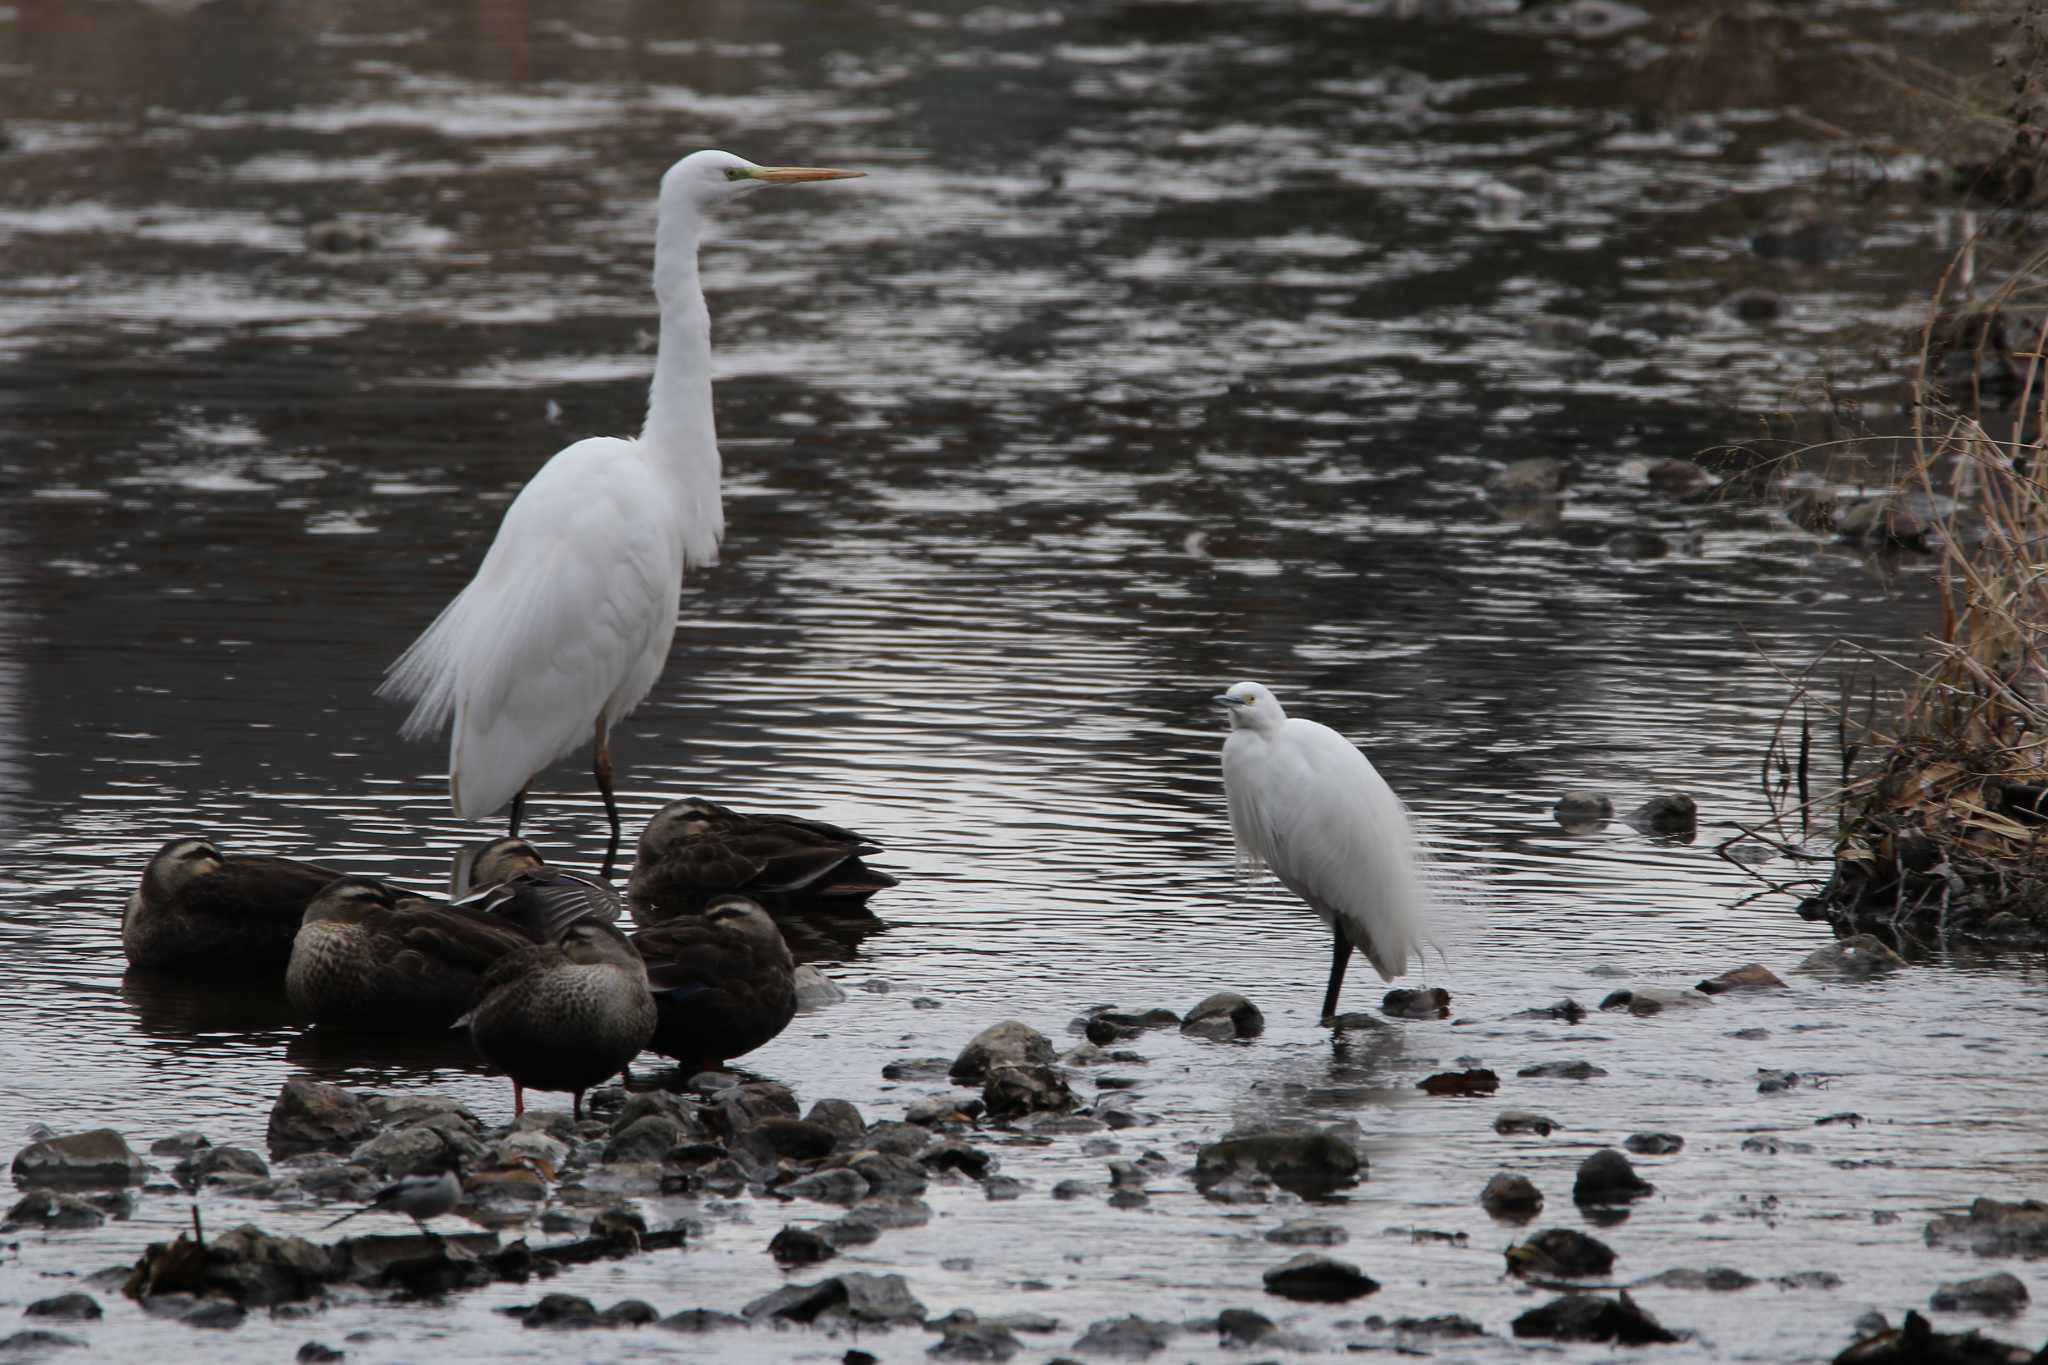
[123,836,346,974]
[453,836,622,944]
[468,920,655,1118]
[631,894,797,1070]
[626,797,898,925]
[286,877,536,1031]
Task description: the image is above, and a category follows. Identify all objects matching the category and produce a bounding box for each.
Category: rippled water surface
[3,0,2042,1360]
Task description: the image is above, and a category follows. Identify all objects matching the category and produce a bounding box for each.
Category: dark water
[3,0,2041,1359]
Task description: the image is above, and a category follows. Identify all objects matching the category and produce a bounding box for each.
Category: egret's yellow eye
[1241,695,1255,705]
[723,167,747,182]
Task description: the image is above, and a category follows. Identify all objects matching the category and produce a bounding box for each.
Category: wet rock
[1624,1132,1683,1155]
[1506,1228,1616,1279]
[658,1308,745,1333]
[600,1299,659,1327]
[1511,999,1586,1022]
[494,1127,570,1171]
[742,1118,839,1163]
[920,1142,994,1179]
[0,1330,86,1352]
[181,1300,248,1330]
[12,1130,148,1189]
[769,1225,838,1266]
[1180,993,1264,1040]
[1740,1135,1812,1155]
[1480,1173,1543,1218]
[805,1099,866,1146]
[151,1132,211,1158]
[1600,985,1712,1016]
[1930,1272,2030,1314]
[1645,458,1711,496]
[1574,1149,1653,1204]
[983,1063,1075,1119]
[982,1175,1025,1200]
[1083,1006,1180,1044]
[1637,1267,1755,1291]
[1774,1270,1843,1290]
[1263,1253,1377,1303]
[516,1293,598,1328]
[1624,793,1696,835]
[363,1093,480,1133]
[709,1082,799,1136]
[172,1146,268,1191]
[1723,287,1781,323]
[1325,1011,1385,1031]
[267,1079,376,1157]
[305,217,381,255]
[350,1124,481,1178]
[905,1093,984,1126]
[23,1294,102,1322]
[779,1168,868,1206]
[1750,206,1855,265]
[5,1190,105,1230]
[1406,1060,1498,1097]
[1381,987,1450,1020]
[929,1310,1022,1360]
[1816,1112,1865,1128]
[603,1115,683,1165]
[741,1272,927,1327]
[1757,1069,1800,1093]
[1607,530,1669,560]
[1835,1308,2035,1363]
[1512,1292,1676,1344]
[1552,792,1612,832]
[792,965,847,1010]
[1916,1203,2048,1252]
[847,1151,930,1196]
[1215,1307,1277,1347]
[1494,1111,1558,1136]
[882,1057,953,1082]
[295,1345,344,1362]
[1265,1219,1347,1246]
[1697,963,1787,995]
[1797,935,1907,979]
[1072,1314,1175,1356]
[862,1122,935,1158]
[1194,1130,1361,1200]
[1493,457,1568,495]
[1517,1060,1606,1080]
[950,1022,1055,1084]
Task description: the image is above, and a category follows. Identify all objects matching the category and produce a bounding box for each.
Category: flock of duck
[120,797,898,1119]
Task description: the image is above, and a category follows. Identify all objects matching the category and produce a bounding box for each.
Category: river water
[3,0,2042,1360]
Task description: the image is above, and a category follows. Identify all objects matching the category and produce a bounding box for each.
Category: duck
[630,893,797,1072]
[285,877,537,1032]
[123,836,346,974]
[626,797,898,926]
[451,836,623,943]
[467,919,656,1120]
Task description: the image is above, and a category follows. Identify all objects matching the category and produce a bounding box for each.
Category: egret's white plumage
[380,150,862,875]
[1216,680,1428,1019]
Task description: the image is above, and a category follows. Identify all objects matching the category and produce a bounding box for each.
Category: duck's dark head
[143,836,224,902]
[455,837,545,898]
[305,876,399,921]
[702,893,783,948]
[637,797,729,859]
[558,920,640,970]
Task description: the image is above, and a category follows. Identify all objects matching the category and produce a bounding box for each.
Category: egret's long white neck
[641,196,724,569]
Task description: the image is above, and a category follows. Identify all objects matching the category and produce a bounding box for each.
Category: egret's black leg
[593,722,621,880]
[509,785,528,837]
[1321,924,1355,1023]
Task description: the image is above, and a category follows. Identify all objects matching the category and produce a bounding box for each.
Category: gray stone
[518,1293,597,1328]
[1506,1228,1616,1279]
[23,1294,101,1322]
[1624,793,1696,835]
[1194,1130,1360,1199]
[1493,456,1568,496]
[847,1151,929,1196]
[1494,1111,1559,1136]
[1264,1219,1347,1246]
[768,1225,837,1266]
[1574,1148,1653,1204]
[929,1310,1022,1360]
[1553,792,1613,829]
[267,1078,377,1157]
[173,1146,268,1191]
[11,1130,148,1189]
[598,1299,659,1327]
[1930,1271,2030,1314]
[792,964,847,1010]
[1262,1253,1378,1303]
[780,1168,868,1205]
[1383,988,1452,1020]
[741,1271,926,1327]
[1599,986,1711,1016]
[1696,964,1787,994]
[919,1142,994,1179]
[4,1190,105,1230]
[361,1093,480,1133]
[1517,1060,1606,1080]
[804,1099,866,1146]
[181,1301,248,1329]
[1796,934,1907,979]
[904,1093,983,1126]
[348,1123,481,1178]
[0,1330,85,1352]
[1624,1132,1683,1155]
[150,1132,211,1158]
[657,1309,746,1333]
[983,1063,1075,1119]
[950,1022,1055,1084]
[1180,993,1264,1040]
[1511,1292,1676,1344]
[740,1118,838,1163]
[882,1057,953,1081]
[1480,1172,1543,1218]
[1635,1267,1756,1291]
[1072,1314,1175,1356]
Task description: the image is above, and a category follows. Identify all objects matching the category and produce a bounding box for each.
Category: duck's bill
[748,166,865,183]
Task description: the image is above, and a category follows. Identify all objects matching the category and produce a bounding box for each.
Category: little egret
[380,151,865,878]
[1215,681,1429,1022]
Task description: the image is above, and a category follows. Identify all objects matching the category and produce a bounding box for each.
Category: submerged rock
[1624,1132,1684,1155]
[1512,1292,1677,1344]
[1797,935,1907,979]
[1835,1308,2035,1363]
[1552,792,1612,832]
[1574,1149,1654,1204]
[23,1294,102,1322]
[0,1330,87,1352]
[1493,456,1569,496]
[1265,1219,1347,1246]
[741,1271,926,1327]
[12,1130,149,1189]
[267,1079,376,1157]
[1494,1111,1559,1136]
[792,965,847,1010]
[1072,1314,1176,1356]
[1194,1130,1361,1200]
[1480,1173,1544,1219]
[768,1225,837,1267]
[1262,1253,1378,1303]
[1418,1068,1497,1096]
[1517,1060,1606,1080]
[1636,1267,1756,1291]
[1925,1199,2048,1257]
[982,1063,1074,1119]
[1506,1228,1616,1279]
[1624,793,1697,836]
[658,1308,746,1333]
[1180,993,1264,1040]
[1509,999,1586,1023]
[950,1022,1055,1084]
[1929,1272,2030,1314]
[929,1309,1022,1360]
[173,1147,269,1191]
[1599,986,1711,1016]
[1382,987,1450,1020]
[5,1190,106,1230]
[1697,963,1788,994]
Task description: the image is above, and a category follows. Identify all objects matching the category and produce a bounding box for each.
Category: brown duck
[451,836,623,943]
[123,836,345,974]
[631,893,797,1072]
[626,797,897,926]
[467,919,655,1120]
[285,877,537,1032]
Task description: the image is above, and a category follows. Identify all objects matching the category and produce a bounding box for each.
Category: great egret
[626,795,897,922]
[124,836,346,973]
[380,151,865,878]
[1215,681,1429,1021]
